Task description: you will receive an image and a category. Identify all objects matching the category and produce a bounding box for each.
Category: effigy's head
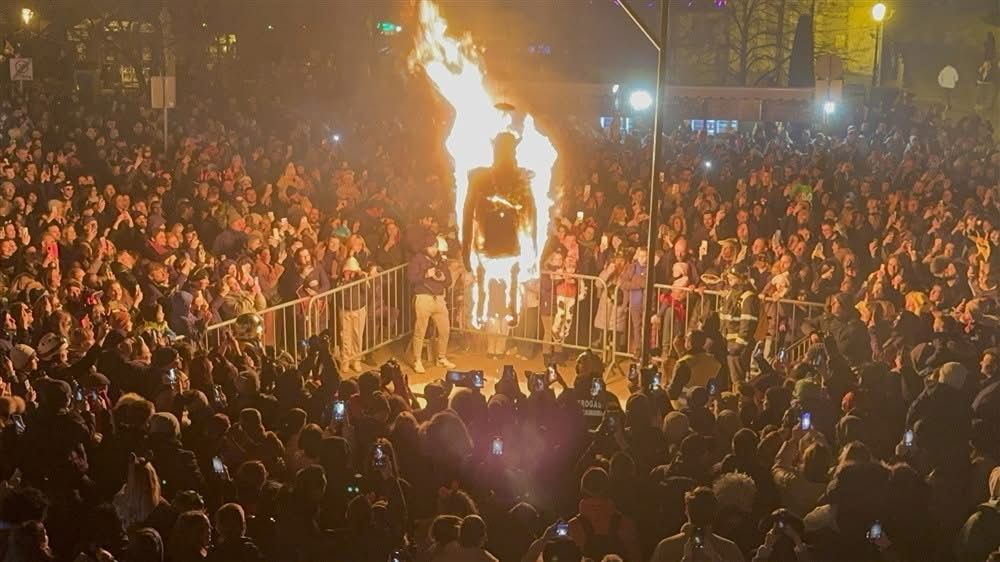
[493,131,519,168]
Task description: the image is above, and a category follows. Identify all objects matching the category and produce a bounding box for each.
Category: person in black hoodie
[207,503,263,562]
[146,412,205,501]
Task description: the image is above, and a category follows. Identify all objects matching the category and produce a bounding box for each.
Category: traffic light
[376,21,403,35]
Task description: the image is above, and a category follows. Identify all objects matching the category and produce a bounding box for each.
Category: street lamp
[629,90,653,111]
[871,3,887,88]
[20,7,34,26]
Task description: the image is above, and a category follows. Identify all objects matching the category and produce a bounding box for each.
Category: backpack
[578,512,627,560]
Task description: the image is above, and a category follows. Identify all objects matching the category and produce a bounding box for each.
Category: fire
[411,1,557,328]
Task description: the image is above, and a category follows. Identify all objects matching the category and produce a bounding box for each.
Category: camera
[380,359,403,386]
[446,370,485,390]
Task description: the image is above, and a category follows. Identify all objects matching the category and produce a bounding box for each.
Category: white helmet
[37,333,68,361]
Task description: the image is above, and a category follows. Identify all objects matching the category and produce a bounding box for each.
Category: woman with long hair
[112,454,173,535]
[373,219,404,269]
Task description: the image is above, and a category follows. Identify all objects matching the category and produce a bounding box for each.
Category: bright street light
[823,101,837,115]
[629,90,653,111]
[871,3,887,22]
[20,8,34,26]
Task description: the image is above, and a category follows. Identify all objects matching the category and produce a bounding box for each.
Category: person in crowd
[0,52,996,562]
[650,486,746,562]
[408,236,456,374]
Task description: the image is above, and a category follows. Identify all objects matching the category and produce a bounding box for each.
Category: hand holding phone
[799,412,812,431]
[554,521,569,537]
[332,400,346,422]
[491,437,504,456]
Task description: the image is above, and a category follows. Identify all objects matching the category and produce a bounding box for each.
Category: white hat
[342,256,361,273]
[938,362,968,390]
[10,344,36,371]
[37,333,68,361]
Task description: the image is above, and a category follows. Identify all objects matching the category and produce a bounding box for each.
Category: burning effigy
[410,1,558,329]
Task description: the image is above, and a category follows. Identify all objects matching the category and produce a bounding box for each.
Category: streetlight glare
[871,3,887,22]
[21,8,34,26]
[629,90,653,111]
[612,84,620,94]
[823,101,837,115]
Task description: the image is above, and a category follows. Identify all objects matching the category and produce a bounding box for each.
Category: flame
[411,1,557,328]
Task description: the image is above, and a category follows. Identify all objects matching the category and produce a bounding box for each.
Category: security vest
[720,288,762,347]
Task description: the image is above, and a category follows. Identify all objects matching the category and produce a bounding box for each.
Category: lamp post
[614,0,669,367]
[871,3,887,88]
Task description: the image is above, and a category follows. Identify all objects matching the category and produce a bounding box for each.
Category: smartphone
[693,530,705,548]
[491,437,504,456]
[812,352,825,367]
[332,400,346,422]
[591,378,604,398]
[501,364,515,382]
[389,549,409,562]
[903,429,914,447]
[12,414,25,434]
[707,379,718,397]
[446,371,463,384]
[628,364,638,383]
[547,364,558,383]
[75,388,84,402]
[777,519,785,529]
[800,411,812,431]
[471,371,484,389]
[555,521,569,537]
[346,482,361,496]
[650,373,662,391]
[777,348,788,363]
[576,211,584,221]
[167,368,178,385]
[527,372,545,393]
[373,444,387,468]
[212,456,225,475]
[867,521,882,541]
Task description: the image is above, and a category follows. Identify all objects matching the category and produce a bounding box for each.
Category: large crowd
[0,67,998,562]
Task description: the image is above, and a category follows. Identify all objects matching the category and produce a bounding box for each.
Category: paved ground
[349,337,639,400]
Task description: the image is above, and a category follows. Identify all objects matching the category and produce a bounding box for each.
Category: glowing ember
[411,1,557,328]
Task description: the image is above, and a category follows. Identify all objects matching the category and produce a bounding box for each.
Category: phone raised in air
[332,400,346,422]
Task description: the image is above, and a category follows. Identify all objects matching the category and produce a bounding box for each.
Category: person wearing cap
[407,235,456,374]
[10,343,38,375]
[720,263,761,385]
[338,256,370,372]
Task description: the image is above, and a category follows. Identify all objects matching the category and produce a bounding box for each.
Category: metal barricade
[447,269,617,367]
[305,264,412,363]
[642,283,826,364]
[202,297,312,361]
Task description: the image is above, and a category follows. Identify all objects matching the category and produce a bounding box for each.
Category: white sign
[9,58,33,81]
[150,76,177,109]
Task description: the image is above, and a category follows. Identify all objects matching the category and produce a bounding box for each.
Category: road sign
[9,58,33,81]
[150,76,176,109]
